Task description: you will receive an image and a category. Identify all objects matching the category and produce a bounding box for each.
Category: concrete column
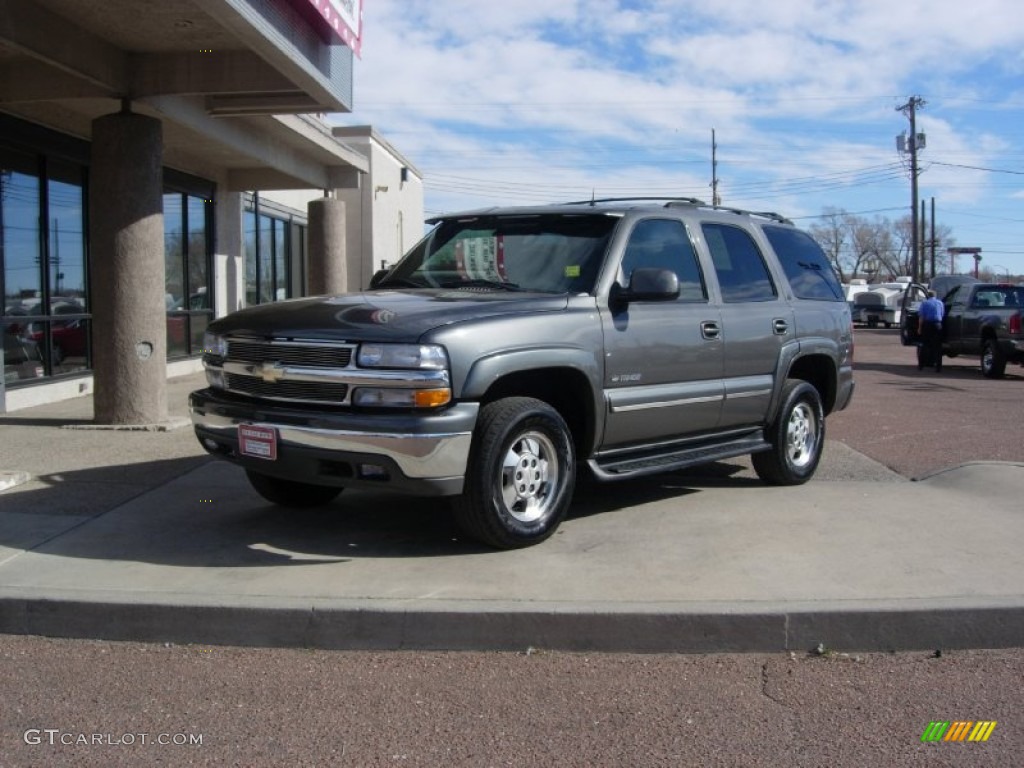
[216,191,244,314]
[89,111,167,424]
[307,197,347,295]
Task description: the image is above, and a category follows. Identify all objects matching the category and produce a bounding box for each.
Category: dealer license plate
[238,425,278,461]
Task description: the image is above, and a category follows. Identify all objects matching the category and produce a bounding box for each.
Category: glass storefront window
[164,194,184,310]
[243,198,305,307]
[274,218,287,301]
[187,196,208,310]
[2,150,42,317]
[2,149,89,382]
[164,192,212,359]
[244,209,258,306]
[259,214,274,304]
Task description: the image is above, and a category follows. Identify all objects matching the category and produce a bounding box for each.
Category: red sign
[239,425,278,461]
[301,0,363,57]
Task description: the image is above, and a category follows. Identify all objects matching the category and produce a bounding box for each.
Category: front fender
[461,345,601,400]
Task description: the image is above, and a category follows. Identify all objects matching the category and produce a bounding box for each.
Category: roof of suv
[427,198,795,227]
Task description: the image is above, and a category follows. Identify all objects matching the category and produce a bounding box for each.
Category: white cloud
[336,0,1024,271]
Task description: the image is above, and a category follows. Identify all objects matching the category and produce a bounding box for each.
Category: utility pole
[711,129,721,207]
[897,96,925,281]
[930,197,936,279]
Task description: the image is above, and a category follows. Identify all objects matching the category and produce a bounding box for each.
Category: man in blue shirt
[917,290,945,372]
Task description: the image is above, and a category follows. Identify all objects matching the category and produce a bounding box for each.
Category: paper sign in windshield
[455,236,507,282]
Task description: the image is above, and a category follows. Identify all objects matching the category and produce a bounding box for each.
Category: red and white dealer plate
[238,425,278,461]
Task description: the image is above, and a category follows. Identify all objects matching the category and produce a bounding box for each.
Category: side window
[702,223,777,302]
[763,225,843,301]
[620,219,706,301]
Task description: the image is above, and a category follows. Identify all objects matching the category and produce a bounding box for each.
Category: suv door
[600,217,723,448]
[701,222,791,430]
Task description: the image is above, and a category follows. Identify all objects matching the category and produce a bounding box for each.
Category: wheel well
[480,368,594,456]
[786,354,837,414]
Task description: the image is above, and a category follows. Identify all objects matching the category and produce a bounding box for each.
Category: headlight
[202,331,228,359]
[357,343,447,370]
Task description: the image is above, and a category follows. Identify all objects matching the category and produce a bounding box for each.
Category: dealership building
[0,0,423,417]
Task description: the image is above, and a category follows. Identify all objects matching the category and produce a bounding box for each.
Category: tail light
[1010,313,1021,335]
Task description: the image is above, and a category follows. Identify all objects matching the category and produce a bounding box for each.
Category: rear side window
[763,225,844,301]
[702,223,777,302]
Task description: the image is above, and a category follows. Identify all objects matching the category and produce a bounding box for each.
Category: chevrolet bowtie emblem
[256,361,286,383]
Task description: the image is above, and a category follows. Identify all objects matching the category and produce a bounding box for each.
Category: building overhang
[0,0,364,189]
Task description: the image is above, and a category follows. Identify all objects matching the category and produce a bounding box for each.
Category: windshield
[374,214,617,294]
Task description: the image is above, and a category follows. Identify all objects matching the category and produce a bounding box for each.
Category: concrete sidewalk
[1,373,1022,653]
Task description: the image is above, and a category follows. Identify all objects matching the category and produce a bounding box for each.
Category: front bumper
[189,388,478,496]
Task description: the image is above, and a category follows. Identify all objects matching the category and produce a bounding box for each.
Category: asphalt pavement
[1,330,1022,654]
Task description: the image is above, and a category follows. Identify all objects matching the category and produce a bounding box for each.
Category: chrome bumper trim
[191,410,473,479]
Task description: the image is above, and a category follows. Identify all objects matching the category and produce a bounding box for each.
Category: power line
[929,161,1024,175]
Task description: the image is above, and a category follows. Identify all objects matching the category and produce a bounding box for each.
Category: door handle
[701,321,720,340]
[773,318,789,335]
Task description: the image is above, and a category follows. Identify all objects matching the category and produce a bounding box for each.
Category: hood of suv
[209,289,570,342]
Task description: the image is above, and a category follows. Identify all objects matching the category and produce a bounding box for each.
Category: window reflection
[2,150,91,382]
[243,202,305,306]
[164,192,211,359]
[2,151,42,316]
[244,210,258,306]
[187,196,208,309]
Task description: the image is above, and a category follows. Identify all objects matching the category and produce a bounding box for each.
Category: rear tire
[753,379,825,486]
[453,397,575,549]
[981,339,1006,378]
[245,470,342,508]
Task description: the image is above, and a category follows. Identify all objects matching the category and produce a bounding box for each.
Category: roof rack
[562,196,707,207]
[560,197,793,224]
[711,205,793,225]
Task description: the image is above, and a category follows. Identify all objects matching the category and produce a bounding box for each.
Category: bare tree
[809,209,958,283]
[808,208,848,281]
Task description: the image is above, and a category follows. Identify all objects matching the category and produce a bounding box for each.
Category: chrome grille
[226,339,354,368]
[225,373,349,404]
[220,338,355,405]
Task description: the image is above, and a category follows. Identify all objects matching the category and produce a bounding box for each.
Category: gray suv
[190,198,854,548]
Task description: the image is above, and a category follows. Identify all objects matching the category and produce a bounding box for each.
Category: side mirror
[614,268,680,305]
[368,269,389,289]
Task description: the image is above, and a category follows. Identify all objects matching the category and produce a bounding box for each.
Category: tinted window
[621,219,705,301]
[381,214,616,294]
[763,225,844,301]
[702,223,777,302]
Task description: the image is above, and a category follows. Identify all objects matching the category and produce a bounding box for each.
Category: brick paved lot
[829,329,1024,478]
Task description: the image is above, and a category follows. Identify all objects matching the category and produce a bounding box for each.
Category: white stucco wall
[332,126,424,290]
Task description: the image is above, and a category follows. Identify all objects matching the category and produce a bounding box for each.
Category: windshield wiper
[439,279,523,291]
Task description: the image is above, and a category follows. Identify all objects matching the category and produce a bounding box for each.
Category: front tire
[453,397,575,549]
[245,470,342,508]
[753,379,825,486]
[981,339,1006,378]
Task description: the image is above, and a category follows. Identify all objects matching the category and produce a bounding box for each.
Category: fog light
[358,464,389,480]
[201,438,220,452]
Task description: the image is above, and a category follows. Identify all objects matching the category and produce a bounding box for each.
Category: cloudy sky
[333,0,1024,276]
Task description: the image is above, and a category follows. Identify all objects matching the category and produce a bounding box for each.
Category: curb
[2,599,1022,654]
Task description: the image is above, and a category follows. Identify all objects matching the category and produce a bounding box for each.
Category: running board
[588,434,771,481]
